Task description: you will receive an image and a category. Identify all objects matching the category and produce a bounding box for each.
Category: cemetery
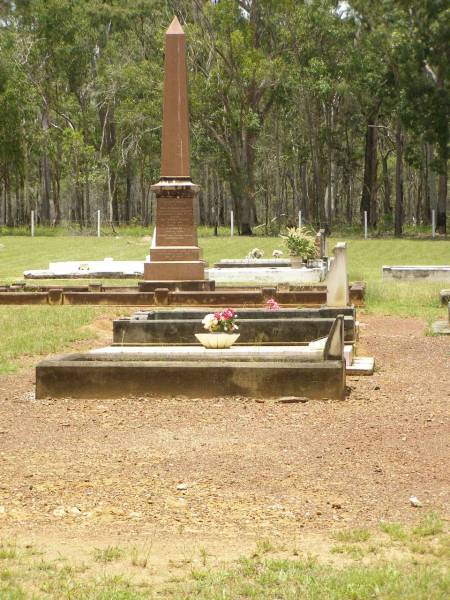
[0,4,449,599]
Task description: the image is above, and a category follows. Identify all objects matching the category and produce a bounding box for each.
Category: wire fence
[0,209,448,238]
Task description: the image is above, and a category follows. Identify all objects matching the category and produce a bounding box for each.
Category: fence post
[230,210,234,237]
[298,210,302,229]
[31,210,35,237]
[432,209,436,238]
[97,209,101,237]
[364,211,368,239]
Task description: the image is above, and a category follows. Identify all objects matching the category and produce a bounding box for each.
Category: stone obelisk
[143,16,207,284]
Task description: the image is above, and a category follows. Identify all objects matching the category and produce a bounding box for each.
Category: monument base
[143,260,206,281]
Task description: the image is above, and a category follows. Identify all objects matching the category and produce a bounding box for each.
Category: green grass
[412,512,445,538]
[182,558,449,599]
[379,522,408,542]
[0,234,449,373]
[333,528,371,543]
[93,545,125,564]
[0,306,118,374]
[1,232,449,283]
[0,523,449,599]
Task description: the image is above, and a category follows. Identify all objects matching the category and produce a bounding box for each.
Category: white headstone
[326,242,349,307]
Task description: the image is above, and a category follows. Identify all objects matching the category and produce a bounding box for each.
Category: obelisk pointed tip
[167,16,184,35]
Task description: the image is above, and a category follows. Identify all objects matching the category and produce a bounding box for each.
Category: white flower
[246,247,264,259]
[202,314,216,331]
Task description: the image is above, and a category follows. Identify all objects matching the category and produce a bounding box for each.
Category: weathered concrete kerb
[0,283,365,306]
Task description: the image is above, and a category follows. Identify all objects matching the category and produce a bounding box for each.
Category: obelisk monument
[143,16,207,284]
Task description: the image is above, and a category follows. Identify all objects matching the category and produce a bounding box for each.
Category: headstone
[326,243,350,307]
[143,17,206,282]
[318,229,328,258]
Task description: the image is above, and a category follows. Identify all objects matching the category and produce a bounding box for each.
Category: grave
[24,258,144,279]
[383,266,450,281]
[207,265,325,285]
[36,315,347,400]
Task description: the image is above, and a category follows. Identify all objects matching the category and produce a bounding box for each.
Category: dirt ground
[0,315,449,582]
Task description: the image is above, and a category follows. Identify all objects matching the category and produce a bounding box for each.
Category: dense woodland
[0,0,448,235]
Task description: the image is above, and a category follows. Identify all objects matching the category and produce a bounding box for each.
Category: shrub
[280,227,317,258]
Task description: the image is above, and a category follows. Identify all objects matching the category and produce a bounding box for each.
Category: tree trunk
[436,168,447,234]
[40,108,52,225]
[381,151,392,219]
[422,144,431,224]
[360,122,378,228]
[394,122,404,237]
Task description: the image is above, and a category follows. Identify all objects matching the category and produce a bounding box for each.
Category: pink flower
[266,298,280,311]
[222,308,235,320]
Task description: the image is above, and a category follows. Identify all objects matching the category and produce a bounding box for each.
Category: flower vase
[195,333,240,349]
[290,256,303,268]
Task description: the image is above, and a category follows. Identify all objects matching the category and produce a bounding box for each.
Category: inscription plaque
[156,197,197,247]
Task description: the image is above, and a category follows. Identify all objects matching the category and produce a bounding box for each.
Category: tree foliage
[0,0,447,234]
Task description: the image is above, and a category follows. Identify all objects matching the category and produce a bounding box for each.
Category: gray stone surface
[208,266,325,285]
[431,321,450,335]
[214,259,292,268]
[440,290,450,305]
[383,266,450,281]
[130,307,356,320]
[36,352,345,400]
[36,316,346,400]
[113,315,355,345]
[431,301,450,335]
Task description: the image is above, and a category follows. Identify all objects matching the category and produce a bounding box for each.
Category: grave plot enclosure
[36,316,347,400]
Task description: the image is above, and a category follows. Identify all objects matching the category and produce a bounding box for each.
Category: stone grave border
[0,283,365,306]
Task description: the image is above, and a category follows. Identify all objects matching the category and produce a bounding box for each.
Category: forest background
[0,0,448,236]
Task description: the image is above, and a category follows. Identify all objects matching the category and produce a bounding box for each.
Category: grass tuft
[380,521,408,541]
[93,545,124,564]
[412,512,445,538]
[334,528,371,543]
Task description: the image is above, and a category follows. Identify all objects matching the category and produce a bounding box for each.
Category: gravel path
[0,315,448,555]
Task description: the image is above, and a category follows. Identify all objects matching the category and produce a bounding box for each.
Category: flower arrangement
[280,226,317,259]
[272,249,283,258]
[266,298,280,311]
[246,247,264,259]
[202,308,238,333]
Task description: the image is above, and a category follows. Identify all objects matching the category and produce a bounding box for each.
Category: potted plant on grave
[195,309,240,349]
[280,226,317,268]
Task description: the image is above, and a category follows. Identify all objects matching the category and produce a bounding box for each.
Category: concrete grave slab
[383,266,450,281]
[208,266,326,285]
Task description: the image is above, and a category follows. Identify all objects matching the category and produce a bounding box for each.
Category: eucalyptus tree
[189,0,292,234]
